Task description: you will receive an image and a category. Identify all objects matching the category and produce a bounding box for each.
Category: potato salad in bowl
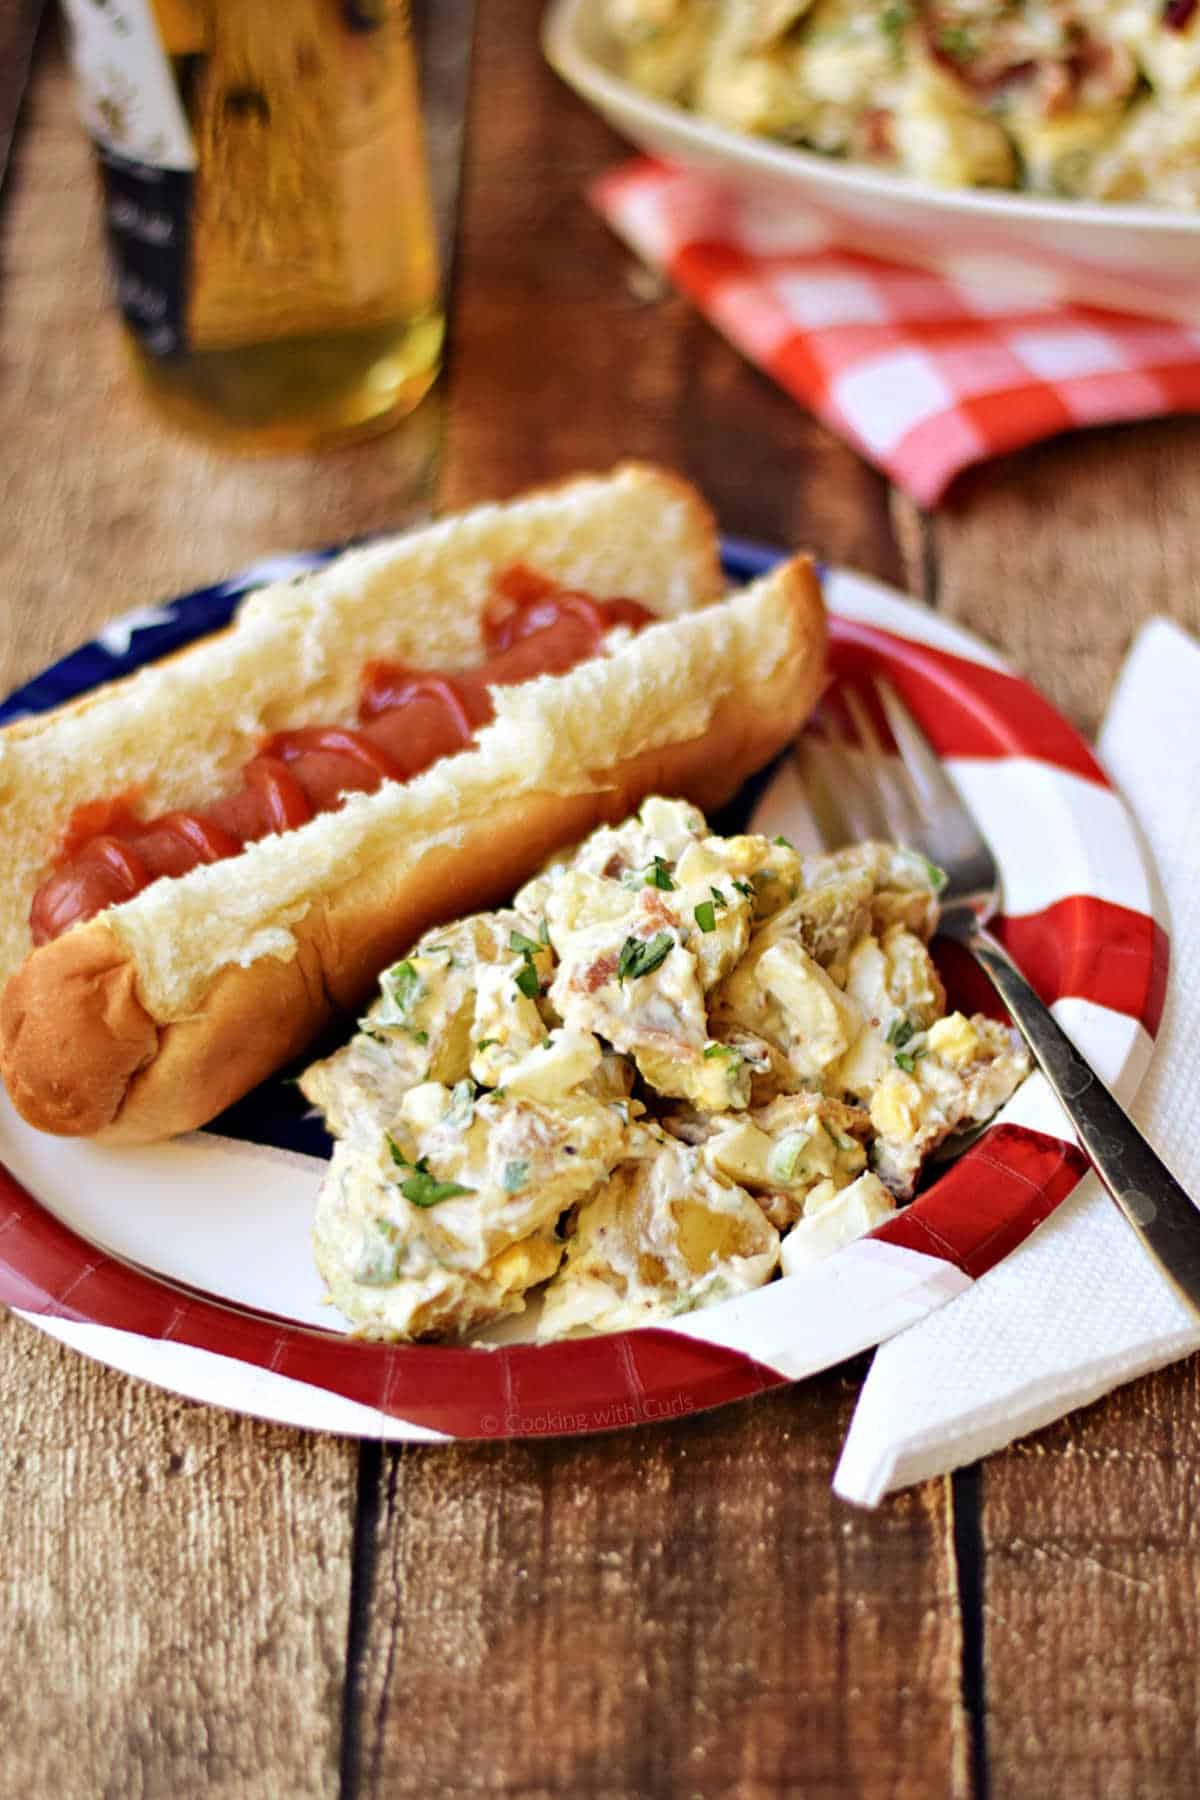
[605,0,1200,208]
[300,799,1030,1343]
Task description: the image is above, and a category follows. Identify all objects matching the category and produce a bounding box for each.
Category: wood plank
[351,6,964,1794]
[927,423,1200,735]
[0,1306,356,1799]
[927,430,1200,1797]
[353,1382,969,1799]
[981,1363,1200,1800]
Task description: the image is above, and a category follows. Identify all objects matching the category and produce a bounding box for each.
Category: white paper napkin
[835,618,1200,1506]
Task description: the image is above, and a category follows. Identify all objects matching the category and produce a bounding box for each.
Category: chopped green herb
[412,1029,429,1045]
[767,1131,809,1185]
[385,1137,472,1207]
[822,1123,858,1153]
[509,928,542,958]
[624,855,677,892]
[514,962,541,1000]
[703,1042,738,1061]
[694,900,716,933]
[772,834,795,849]
[353,1223,400,1287]
[538,917,550,946]
[733,879,755,900]
[922,856,948,893]
[502,1160,530,1192]
[447,1078,477,1129]
[616,931,674,983]
[476,1037,499,1053]
[937,23,973,57]
[381,959,423,1020]
[709,886,728,910]
[895,1048,927,1074]
[403,1168,474,1207]
[880,0,910,51]
[886,1017,915,1049]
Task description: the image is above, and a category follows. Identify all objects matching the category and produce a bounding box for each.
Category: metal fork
[794,678,1200,1320]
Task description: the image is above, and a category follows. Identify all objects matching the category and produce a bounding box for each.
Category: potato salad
[607,1,1200,208]
[301,799,1029,1342]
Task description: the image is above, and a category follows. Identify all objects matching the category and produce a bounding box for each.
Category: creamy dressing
[301,800,1030,1341]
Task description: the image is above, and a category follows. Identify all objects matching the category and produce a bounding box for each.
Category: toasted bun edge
[2,558,825,1142]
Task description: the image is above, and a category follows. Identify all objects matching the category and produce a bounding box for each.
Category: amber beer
[62,0,443,449]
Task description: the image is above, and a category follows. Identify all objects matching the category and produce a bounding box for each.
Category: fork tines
[795,676,988,881]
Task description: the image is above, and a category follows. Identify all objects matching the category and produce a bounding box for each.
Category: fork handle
[967,925,1200,1320]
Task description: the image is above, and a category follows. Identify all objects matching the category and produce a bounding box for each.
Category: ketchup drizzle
[30,569,654,945]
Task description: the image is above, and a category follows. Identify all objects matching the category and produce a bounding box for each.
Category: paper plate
[0,542,1167,1440]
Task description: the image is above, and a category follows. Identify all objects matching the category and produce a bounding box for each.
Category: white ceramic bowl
[543,0,1200,326]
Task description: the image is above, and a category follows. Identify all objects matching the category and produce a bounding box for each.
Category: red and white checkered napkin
[593,159,1200,506]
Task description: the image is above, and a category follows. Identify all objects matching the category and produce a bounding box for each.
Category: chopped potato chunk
[537,1132,780,1338]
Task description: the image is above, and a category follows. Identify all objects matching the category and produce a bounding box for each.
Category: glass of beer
[61,0,444,451]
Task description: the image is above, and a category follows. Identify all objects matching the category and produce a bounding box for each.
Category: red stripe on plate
[997,900,1169,1033]
[873,1124,1088,1278]
[0,1163,786,1439]
[828,618,1108,785]
[935,905,1168,1038]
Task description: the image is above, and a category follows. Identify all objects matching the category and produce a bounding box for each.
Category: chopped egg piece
[779,1172,896,1276]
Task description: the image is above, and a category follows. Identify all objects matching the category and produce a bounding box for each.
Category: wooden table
[3,6,1199,1795]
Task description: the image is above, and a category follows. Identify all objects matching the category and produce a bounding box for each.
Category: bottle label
[61,0,438,364]
[61,0,196,171]
[62,0,195,357]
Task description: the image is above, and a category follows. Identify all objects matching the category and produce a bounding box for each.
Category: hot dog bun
[0,465,826,1143]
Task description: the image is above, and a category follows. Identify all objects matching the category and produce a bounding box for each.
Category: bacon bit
[639,889,676,931]
[603,854,625,879]
[920,11,1041,96]
[1165,0,1197,29]
[756,1191,804,1233]
[1071,40,1138,109]
[585,953,619,993]
[858,108,896,164]
[1035,60,1074,119]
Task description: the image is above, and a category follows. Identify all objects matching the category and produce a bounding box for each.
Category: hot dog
[0,464,827,1144]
